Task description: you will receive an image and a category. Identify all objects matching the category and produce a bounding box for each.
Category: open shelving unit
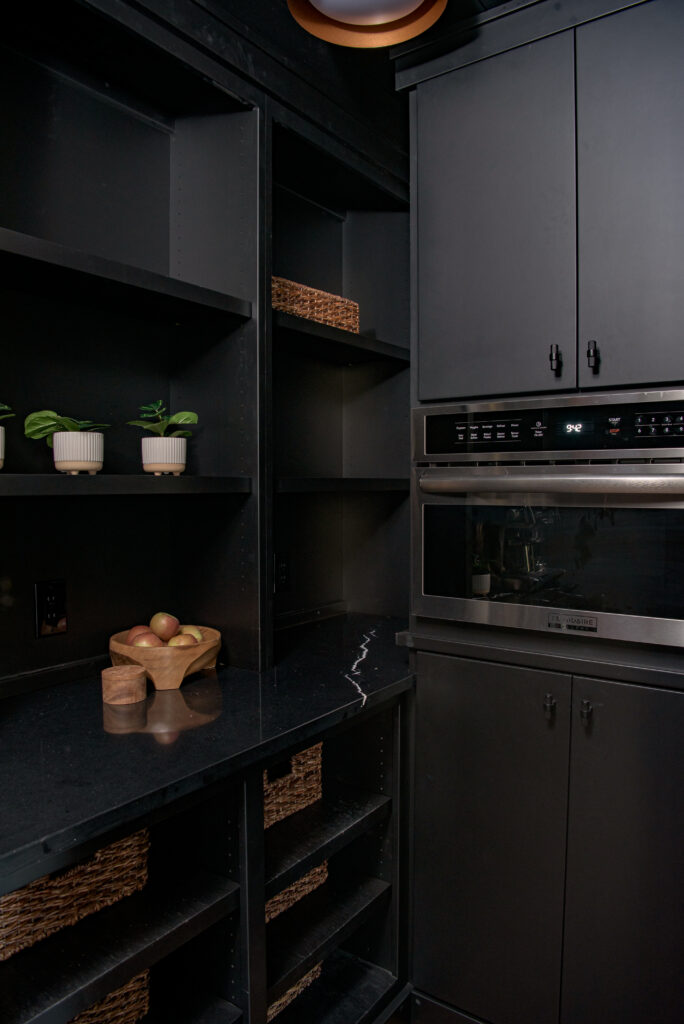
[0,872,240,1024]
[1,3,411,1023]
[0,0,261,677]
[258,701,405,1024]
[270,123,411,640]
[272,950,398,1024]
[265,788,392,898]
[266,875,392,1003]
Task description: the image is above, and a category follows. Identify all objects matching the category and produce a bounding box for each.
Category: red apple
[149,612,180,642]
[179,625,203,642]
[168,633,198,647]
[132,631,164,648]
[126,624,153,645]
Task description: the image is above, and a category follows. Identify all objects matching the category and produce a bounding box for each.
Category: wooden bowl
[109,626,221,690]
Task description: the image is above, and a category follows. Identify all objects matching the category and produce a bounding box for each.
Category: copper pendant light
[287,0,447,48]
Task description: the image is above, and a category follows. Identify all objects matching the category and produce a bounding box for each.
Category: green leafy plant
[127,400,198,438]
[24,411,110,448]
[0,402,15,422]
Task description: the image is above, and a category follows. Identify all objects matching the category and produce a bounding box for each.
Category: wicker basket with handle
[0,829,149,962]
[272,277,359,333]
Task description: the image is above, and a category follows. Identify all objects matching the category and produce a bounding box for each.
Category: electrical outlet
[35,579,67,638]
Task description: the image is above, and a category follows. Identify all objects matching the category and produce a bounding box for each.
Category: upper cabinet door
[577,0,684,389]
[416,32,576,401]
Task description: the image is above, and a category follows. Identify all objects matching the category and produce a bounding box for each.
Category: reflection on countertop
[102,675,222,744]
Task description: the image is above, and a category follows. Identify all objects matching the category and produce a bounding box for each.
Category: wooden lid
[101,665,147,705]
[287,0,447,47]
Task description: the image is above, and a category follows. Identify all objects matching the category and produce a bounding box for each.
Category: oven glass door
[422,501,684,639]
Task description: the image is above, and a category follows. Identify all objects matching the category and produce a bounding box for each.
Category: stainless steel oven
[413,388,684,647]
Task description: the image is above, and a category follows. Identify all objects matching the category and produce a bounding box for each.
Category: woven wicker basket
[0,829,149,962]
[263,742,323,830]
[70,971,149,1024]
[265,861,328,923]
[272,277,359,333]
[267,962,323,1022]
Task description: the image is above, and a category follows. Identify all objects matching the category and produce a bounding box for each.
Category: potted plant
[0,402,15,470]
[24,410,110,475]
[471,552,491,597]
[127,400,198,476]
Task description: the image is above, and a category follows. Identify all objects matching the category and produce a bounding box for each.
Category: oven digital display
[559,419,594,437]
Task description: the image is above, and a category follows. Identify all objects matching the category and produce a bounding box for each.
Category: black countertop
[0,616,412,896]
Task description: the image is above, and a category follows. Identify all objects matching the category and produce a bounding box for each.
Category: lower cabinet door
[562,678,684,1024]
[413,653,571,1024]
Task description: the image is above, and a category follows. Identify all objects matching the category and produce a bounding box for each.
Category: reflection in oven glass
[424,505,684,620]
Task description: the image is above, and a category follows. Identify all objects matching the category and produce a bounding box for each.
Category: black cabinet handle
[587,339,600,372]
[549,344,562,375]
[580,698,594,724]
[543,693,557,720]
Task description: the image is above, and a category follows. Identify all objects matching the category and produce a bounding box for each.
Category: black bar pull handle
[549,344,561,375]
[580,698,594,724]
[543,693,557,720]
[587,339,600,372]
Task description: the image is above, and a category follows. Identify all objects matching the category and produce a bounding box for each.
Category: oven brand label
[547,613,598,634]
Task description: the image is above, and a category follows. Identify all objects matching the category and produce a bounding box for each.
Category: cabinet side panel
[416,32,576,401]
[343,212,410,347]
[171,109,258,296]
[577,0,684,389]
[413,653,570,1024]
[563,678,684,1024]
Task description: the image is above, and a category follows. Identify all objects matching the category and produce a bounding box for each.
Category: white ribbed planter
[0,425,5,470]
[53,431,104,475]
[471,572,491,597]
[142,436,187,476]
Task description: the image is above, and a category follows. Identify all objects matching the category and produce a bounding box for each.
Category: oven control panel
[424,401,684,456]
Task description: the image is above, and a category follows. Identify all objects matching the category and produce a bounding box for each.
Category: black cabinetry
[576,0,684,389]
[415,31,576,401]
[413,0,684,401]
[562,675,684,1024]
[413,654,570,1024]
[412,651,684,1024]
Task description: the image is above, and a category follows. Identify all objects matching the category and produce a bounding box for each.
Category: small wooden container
[109,626,221,690]
[101,665,147,705]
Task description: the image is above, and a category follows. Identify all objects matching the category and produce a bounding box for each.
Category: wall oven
[413,389,684,647]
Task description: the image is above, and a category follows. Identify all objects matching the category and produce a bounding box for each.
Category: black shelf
[266,875,391,1004]
[0,228,252,326]
[274,311,410,365]
[0,475,252,497]
[0,872,239,1024]
[270,949,399,1024]
[265,788,391,899]
[276,478,409,494]
[148,995,243,1024]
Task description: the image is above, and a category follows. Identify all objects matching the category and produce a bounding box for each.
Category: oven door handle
[418,471,684,495]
